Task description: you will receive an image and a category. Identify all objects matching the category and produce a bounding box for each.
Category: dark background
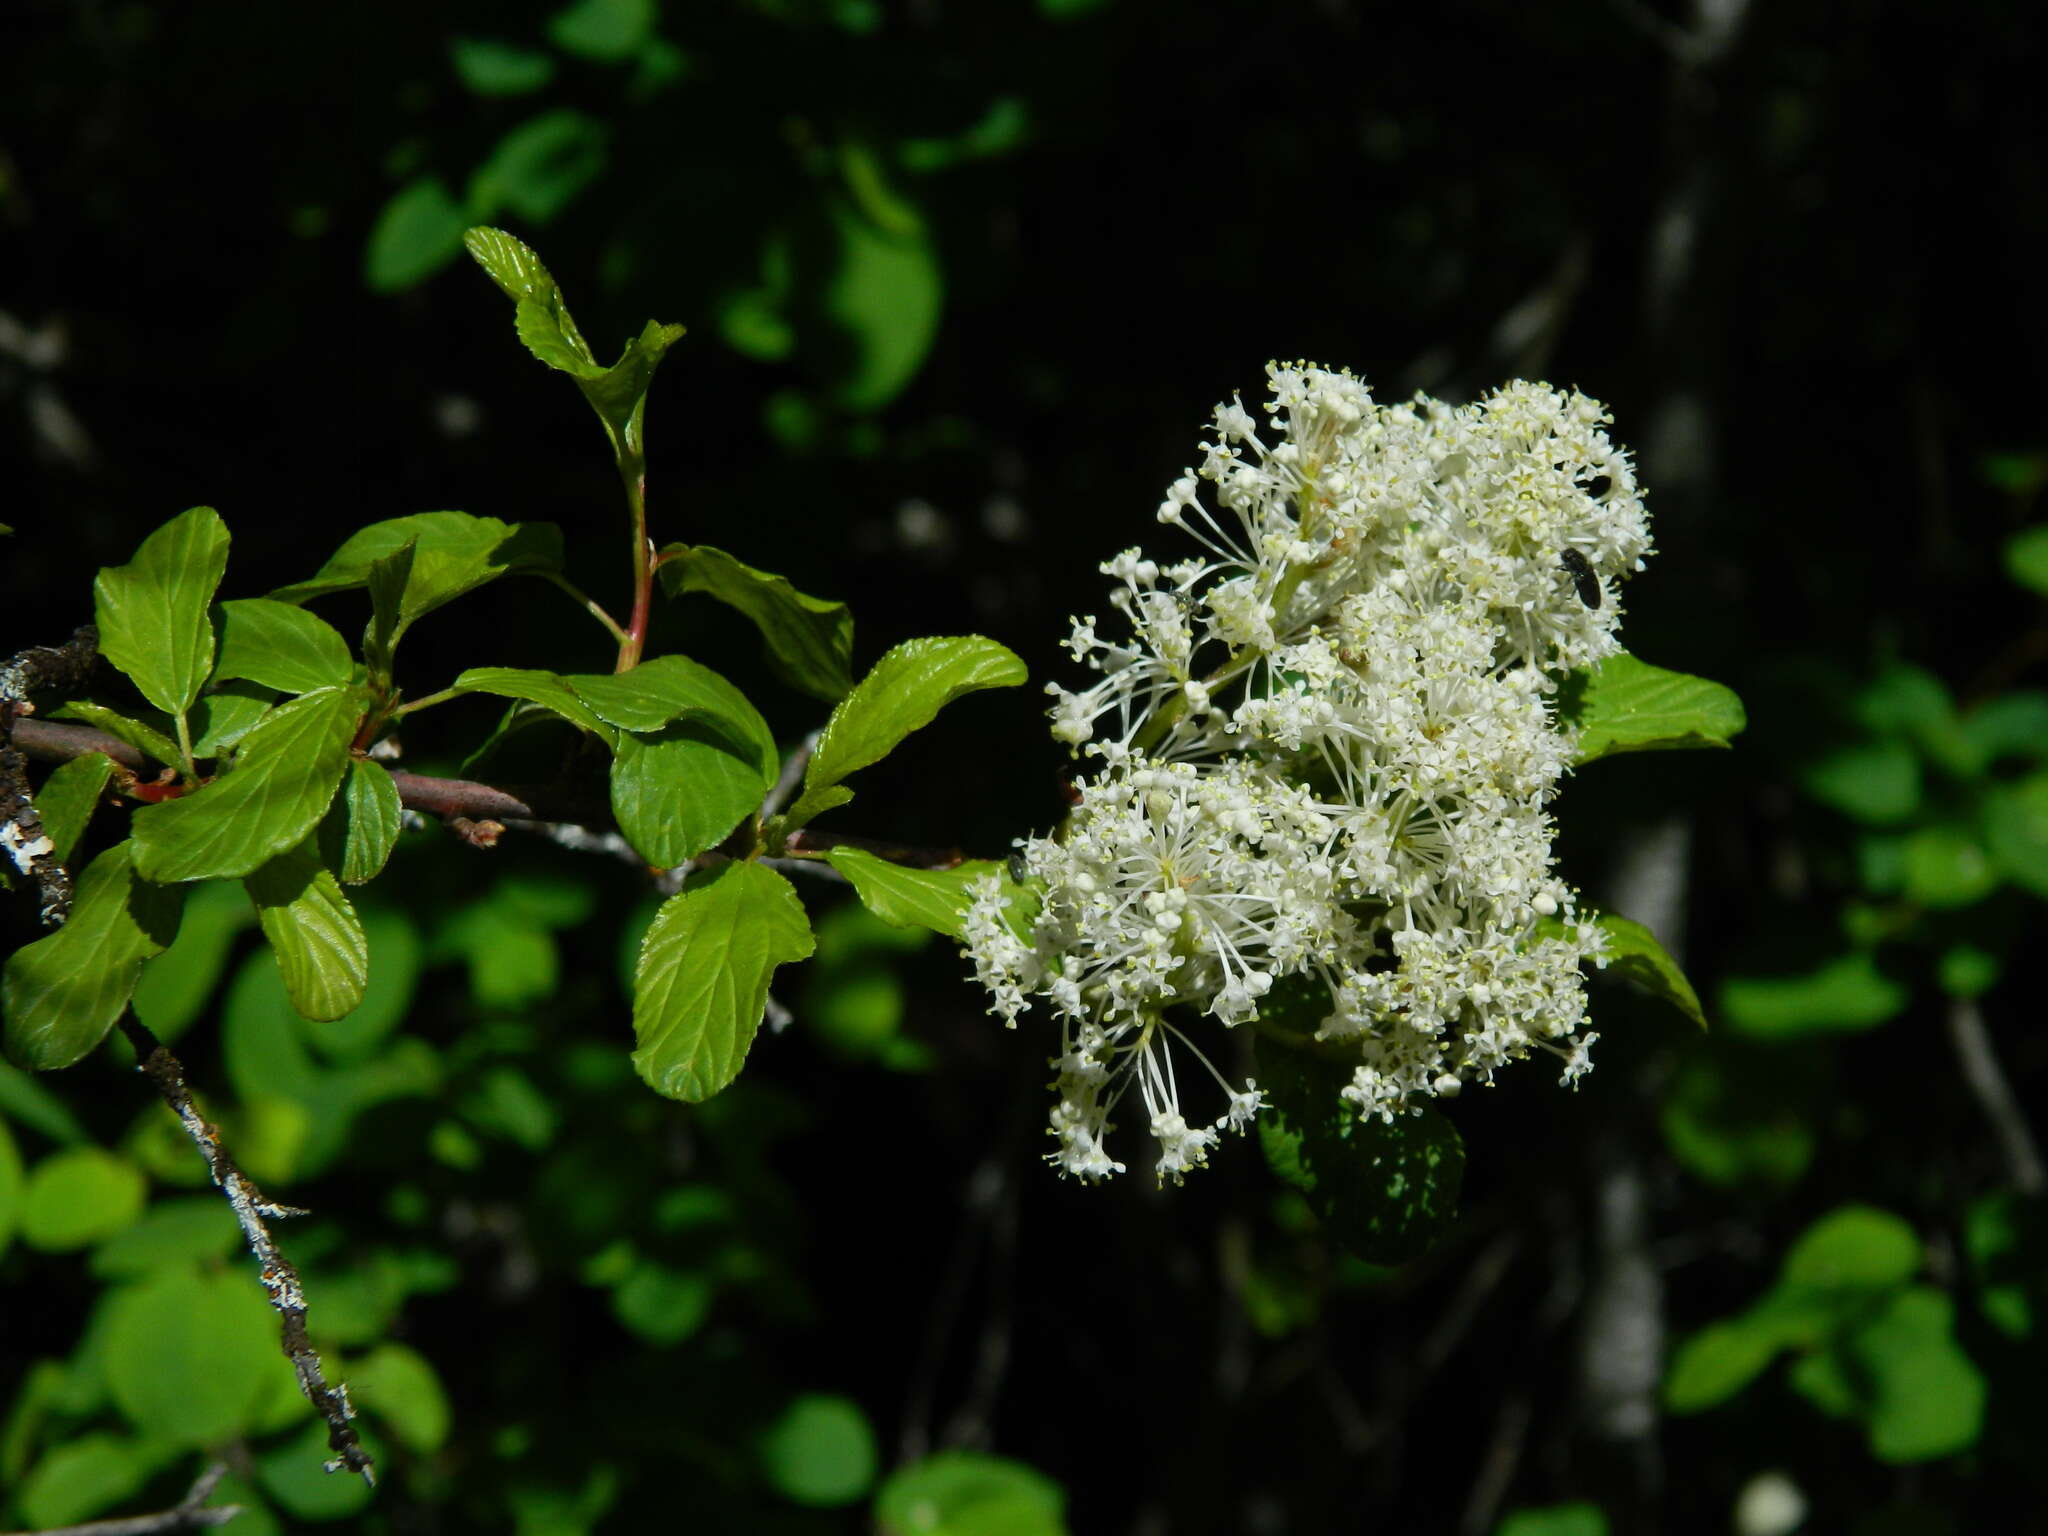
[4,1,2045,1531]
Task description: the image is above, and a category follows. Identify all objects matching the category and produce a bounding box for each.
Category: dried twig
[115,1017,374,1487]
[0,1459,242,1535]
[1946,995,2046,1194]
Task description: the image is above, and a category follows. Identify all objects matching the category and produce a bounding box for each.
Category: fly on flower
[965,363,1650,1183]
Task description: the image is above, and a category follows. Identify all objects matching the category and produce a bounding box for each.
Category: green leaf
[823,197,943,411]
[2005,524,2048,597]
[365,176,471,292]
[1663,1317,1788,1413]
[823,848,1025,940]
[3,841,185,1070]
[362,536,415,680]
[548,0,656,59]
[103,1266,285,1448]
[244,837,369,1022]
[1985,772,2048,898]
[0,1117,19,1261]
[0,1060,91,1144]
[15,1434,156,1531]
[1780,1204,1921,1290]
[50,700,182,769]
[271,511,563,621]
[1845,1288,1985,1462]
[350,1342,450,1453]
[1589,912,1706,1028]
[214,597,354,692]
[131,879,254,1040]
[1256,1033,1464,1264]
[611,1260,713,1345]
[875,1451,1069,1536]
[464,226,686,460]
[468,109,609,225]
[1495,1505,1609,1536]
[570,655,776,751]
[188,682,275,757]
[450,36,556,95]
[298,906,422,1060]
[89,1197,238,1280]
[323,757,403,884]
[789,636,1026,826]
[1719,951,1908,1039]
[631,861,815,1101]
[19,1145,145,1250]
[131,686,361,883]
[1658,1046,1818,1189]
[759,1394,877,1508]
[32,751,115,862]
[657,543,854,701]
[93,506,230,717]
[1801,737,1920,824]
[452,665,617,740]
[1564,652,1747,763]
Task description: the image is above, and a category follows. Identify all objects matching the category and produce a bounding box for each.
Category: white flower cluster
[964,364,1651,1183]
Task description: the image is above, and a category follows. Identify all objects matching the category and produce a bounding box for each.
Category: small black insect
[1007,852,1031,884]
[1559,548,1601,609]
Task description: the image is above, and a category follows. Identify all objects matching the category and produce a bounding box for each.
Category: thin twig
[1946,995,2046,1194]
[763,730,820,819]
[115,1017,375,1487]
[0,1459,242,1535]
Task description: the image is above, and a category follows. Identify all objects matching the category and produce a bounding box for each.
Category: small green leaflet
[131,686,362,883]
[271,511,562,621]
[657,544,854,702]
[451,667,617,742]
[464,226,685,462]
[787,636,1027,827]
[31,754,115,864]
[2,842,185,1070]
[823,847,1035,942]
[93,507,230,717]
[188,682,275,758]
[243,838,369,1023]
[213,599,354,693]
[1561,652,1747,763]
[631,861,814,1102]
[323,759,403,884]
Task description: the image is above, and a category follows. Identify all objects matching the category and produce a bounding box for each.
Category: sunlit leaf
[759,1394,877,1507]
[31,751,114,863]
[103,1267,286,1448]
[18,1146,146,1250]
[822,847,1019,940]
[93,506,229,717]
[632,861,814,1101]
[49,700,181,769]
[657,543,854,701]
[1719,951,1907,1038]
[350,1342,451,1453]
[875,1451,1068,1536]
[244,836,369,1022]
[324,757,403,884]
[214,597,354,693]
[272,511,562,623]
[822,198,943,411]
[1563,652,1746,763]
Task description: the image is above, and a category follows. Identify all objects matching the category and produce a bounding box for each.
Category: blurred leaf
[351,1342,451,1453]
[448,900,559,1009]
[93,506,229,717]
[50,699,182,769]
[258,1420,380,1519]
[2004,524,2048,596]
[15,1433,155,1530]
[1964,1191,2038,1339]
[366,176,471,291]
[451,37,557,94]
[1900,823,1997,908]
[611,1260,713,1345]
[760,1393,878,1507]
[1801,738,1919,824]
[20,1146,146,1251]
[88,1197,238,1279]
[131,686,360,883]
[899,97,1033,172]
[244,836,368,1022]
[875,1451,1068,1536]
[1984,772,2048,897]
[1257,1035,1464,1264]
[131,878,254,1039]
[656,544,854,702]
[463,1064,558,1149]
[1936,943,2000,999]
[32,750,114,862]
[3,841,185,1070]
[1781,1204,1920,1289]
[1495,1506,1609,1536]
[1719,951,1907,1038]
[0,1116,20,1260]
[1564,652,1746,763]
[822,198,943,410]
[214,597,355,693]
[632,861,815,1101]
[469,110,609,225]
[548,0,656,59]
[1844,1287,1985,1462]
[0,1060,91,1144]
[1960,690,2048,765]
[1659,1045,1818,1188]
[789,636,1026,826]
